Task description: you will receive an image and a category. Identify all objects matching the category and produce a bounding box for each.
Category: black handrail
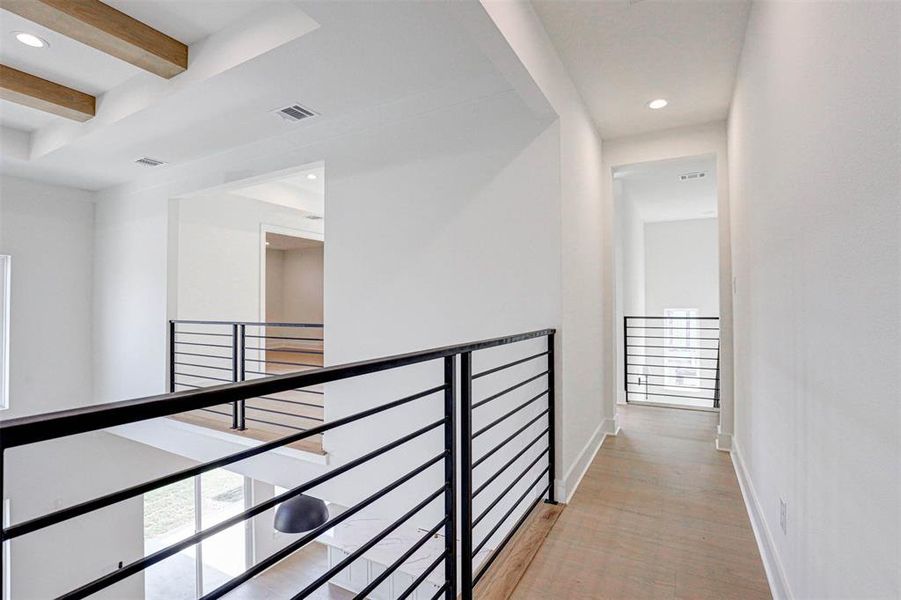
[0,327,557,600]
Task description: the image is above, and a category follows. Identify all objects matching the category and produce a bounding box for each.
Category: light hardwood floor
[510,404,771,600]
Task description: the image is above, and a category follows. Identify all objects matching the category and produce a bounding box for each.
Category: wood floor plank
[475,501,564,600]
[510,404,771,600]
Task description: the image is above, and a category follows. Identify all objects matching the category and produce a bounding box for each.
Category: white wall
[281,246,324,324]
[176,194,319,323]
[93,191,170,403]
[644,218,719,316]
[265,248,285,323]
[0,176,94,417]
[602,122,734,448]
[5,433,196,599]
[728,2,900,599]
[481,0,610,500]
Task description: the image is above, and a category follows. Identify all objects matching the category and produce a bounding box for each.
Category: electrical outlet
[779,498,787,534]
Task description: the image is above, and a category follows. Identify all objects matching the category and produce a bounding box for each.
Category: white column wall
[728,2,900,598]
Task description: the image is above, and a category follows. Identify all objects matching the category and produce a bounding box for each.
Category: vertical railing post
[230,323,239,430]
[168,320,176,393]
[459,351,473,600]
[237,324,246,430]
[443,355,458,599]
[546,332,557,505]
[713,341,721,409]
[623,316,628,395]
[1,449,5,600]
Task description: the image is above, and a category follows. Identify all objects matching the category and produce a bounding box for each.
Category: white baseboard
[561,417,617,503]
[716,424,732,452]
[731,438,792,600]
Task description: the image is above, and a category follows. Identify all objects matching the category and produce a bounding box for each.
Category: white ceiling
[0,1,527,191]
[101,0,271,46]
[266,232,322,251]
[531,0,751,139]
[615,154,717,222]
[230,163,324,216]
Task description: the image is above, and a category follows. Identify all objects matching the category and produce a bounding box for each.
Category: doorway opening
[613,154,720,411]
[262,229,324,371]
[167,160,326,450]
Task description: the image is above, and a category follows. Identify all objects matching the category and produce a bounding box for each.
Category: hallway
[511,405,771,599]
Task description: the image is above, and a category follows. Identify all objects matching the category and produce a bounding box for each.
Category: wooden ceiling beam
[1,0,188,78]
[0,64,95,121]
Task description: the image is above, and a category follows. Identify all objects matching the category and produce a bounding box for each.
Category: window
[0,255,9,410]
[144,470,250,599]
[662,308,701,388]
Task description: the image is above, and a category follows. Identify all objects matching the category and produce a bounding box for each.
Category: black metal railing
[624,315,720,409]
[169,320,324,433]
[0,328,556,599]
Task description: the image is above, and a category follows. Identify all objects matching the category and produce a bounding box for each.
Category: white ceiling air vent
[135,157,166,167]
[679,171,706,181]
[273,103,317,123]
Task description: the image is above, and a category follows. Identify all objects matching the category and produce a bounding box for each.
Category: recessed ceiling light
[648,98,668,110]
[14,32,48,48]
[306,173,318,180]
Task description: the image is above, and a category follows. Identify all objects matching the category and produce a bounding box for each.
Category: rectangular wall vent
[679,171,706,181]
[273,103,317,123]
[135,157,166,167]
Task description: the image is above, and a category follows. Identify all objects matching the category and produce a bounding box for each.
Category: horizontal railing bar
[473,428,548,499]
[200,453,446,600]
[244,346,324,355]
[199,408,232,418]
[1,329,552,448]
[244,334,323,341]
[473,409,548,469]
[625,363,719,371]
[472,390,548,439]
[356,519,446,598]
[473,470,549,556]
[174,372,233,383]
[172,330,233,337]
[58,448,446,600]
[626,326,720,331]
[252,395,323,409]
[472,370,549,410]
[627,372,719,381]
[626,391,717,403]
[243,417,304,430]
[472,351,549,380]
[2,388,444,541]
[626,353,718,359]
[473,448,549,528]
[626,345,719,351]
[472,492,545,586]
[430,582,450,600]
[173,351,231,360]
[174,361,233,372]
[174,340,233,349]
[627,335,719,340]
[289,488,446,600]
[624,316,719,320]
[243,358,320,367]
[626,381,716,391]
[397,551,446,600]
[171,320,323,327]
[243,405,324,422]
